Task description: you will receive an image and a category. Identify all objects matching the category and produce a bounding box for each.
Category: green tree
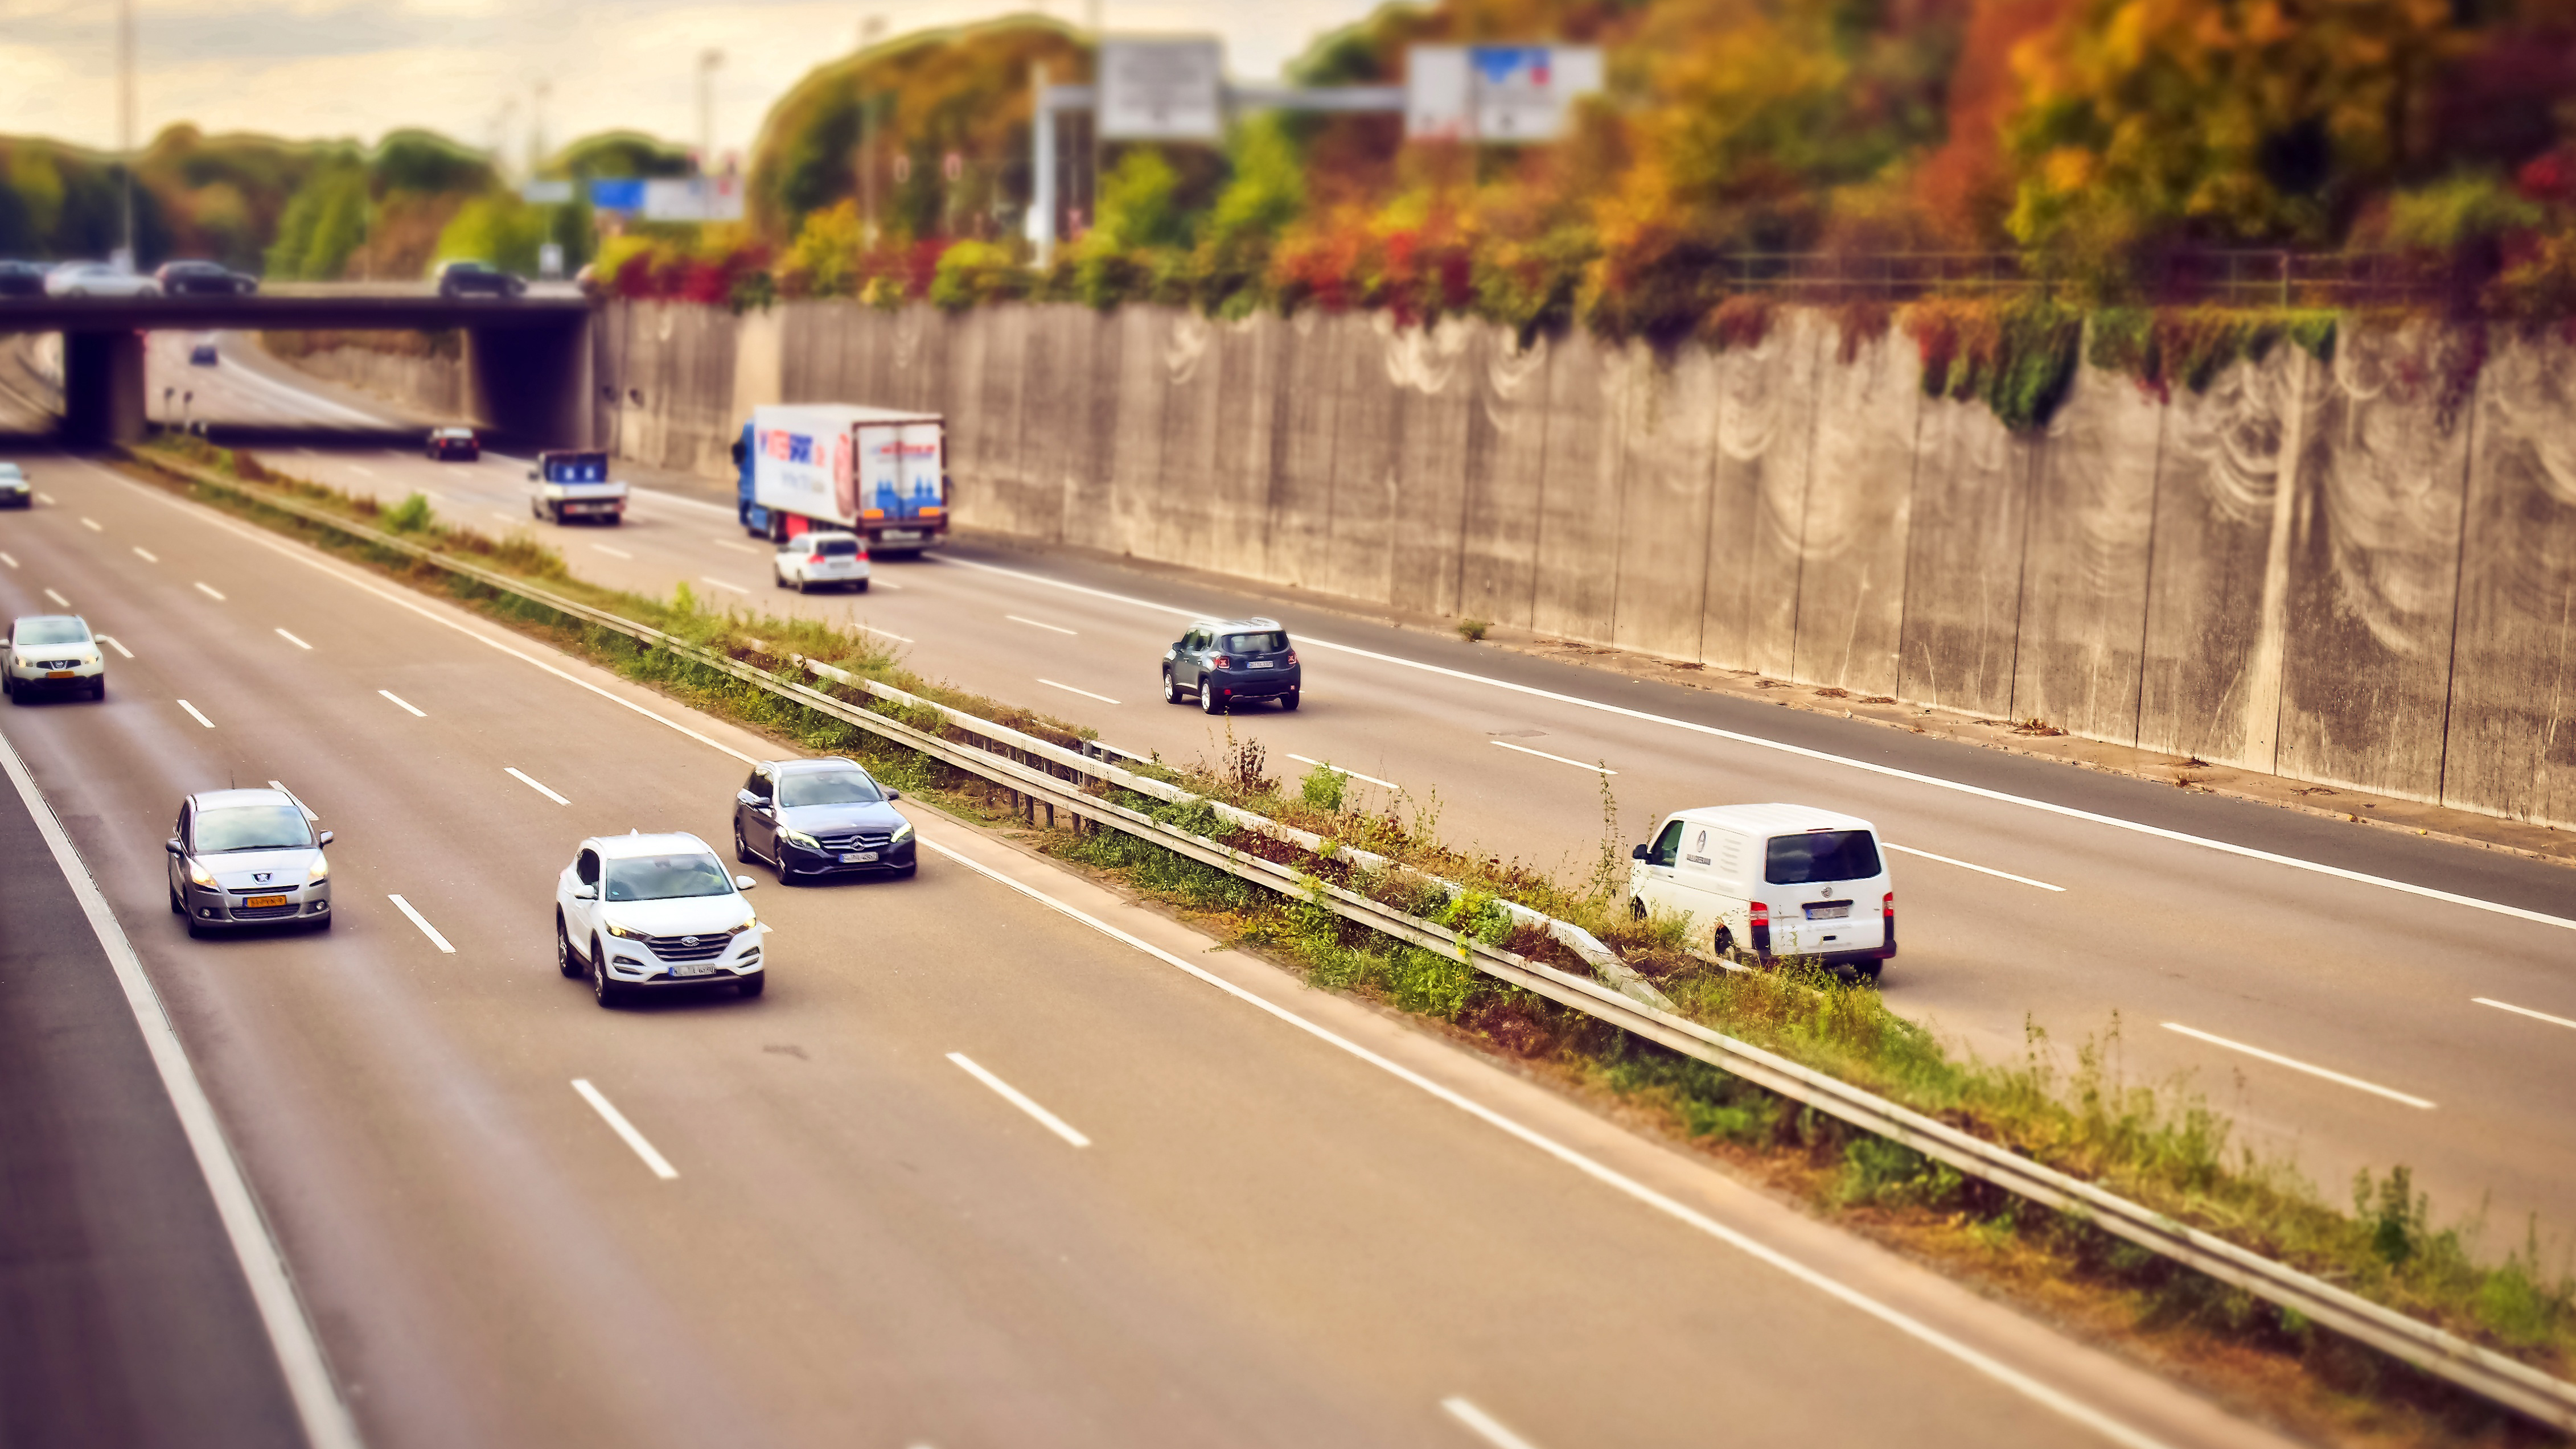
[434,194,547,274]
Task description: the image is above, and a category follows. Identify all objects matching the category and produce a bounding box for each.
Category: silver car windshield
[778,769,883,808]
[196,805,314,853]
[604,854,734,901]
[16,619,89,645]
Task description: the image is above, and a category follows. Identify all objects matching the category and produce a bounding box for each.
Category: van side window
[1648,820,1683,867]
[1765,830,1883,884]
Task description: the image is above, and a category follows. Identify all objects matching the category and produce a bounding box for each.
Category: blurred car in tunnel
[155,260,258,295]
[428,427,480,462]
[188,336,220,366]
[0,463,30,506]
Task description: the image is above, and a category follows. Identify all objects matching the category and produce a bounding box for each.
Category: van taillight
[1748,901,1771,956]
[1883,891,1894,917]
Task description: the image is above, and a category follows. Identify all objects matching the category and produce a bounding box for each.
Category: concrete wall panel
[1456,330,1549,629]
[1322,314,1400,606]
[1704,318,1821,676]
[1899,393,2032,717]
[1528,332,1623,641]
[1383,317,1477,619]
[1609,344,1720,661]
[2011,364,2164,743]
[1793,328,1917,694]
[1264,311,1341,590]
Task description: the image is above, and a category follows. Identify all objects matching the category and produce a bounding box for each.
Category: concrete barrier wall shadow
[283,298,2576,829]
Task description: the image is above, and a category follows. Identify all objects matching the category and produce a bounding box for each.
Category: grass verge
[129,437,2576,1445]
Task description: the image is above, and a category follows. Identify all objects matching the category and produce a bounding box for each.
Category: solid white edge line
[570,1079,679,1180]
[96,464,761,768]
[2473,997,2576,1032]
[385,893,455,953]
[96,634,133,658]
[704,537,759,554]
[376,690,425,718]
[1005,613,1078,636]
[0,726,364,1448]
[945,1052,1092,1147]
[43,587,69,607]
[860,624,914,644]
[928,554,2575,933]
[505,766,570,805]
[1284,753,1399,791]
[177,699,215,728]
[195,581,226,601]
[1441,1397,1541,1449]
[2159,1023,2437,1109]
[592,544,633,559]
[1490,739,1616,775]
[1886,843,2066,892]
[916,837,2170,1449]
[276,628,311,650]
[1037,678,1120,705]
[696,574,749,594]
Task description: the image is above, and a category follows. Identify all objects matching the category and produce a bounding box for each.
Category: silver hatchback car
[167,787,334,936]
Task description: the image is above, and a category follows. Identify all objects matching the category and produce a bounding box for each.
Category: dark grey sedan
[733,758,916,883]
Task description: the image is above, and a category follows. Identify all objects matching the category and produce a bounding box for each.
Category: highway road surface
[0,444,2303,1447]
[143,335,2576,1265]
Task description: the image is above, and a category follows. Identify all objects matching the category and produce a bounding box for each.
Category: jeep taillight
[1284,649,1298,665]
[1748,901,1771,956]
[1210,654,1232,670]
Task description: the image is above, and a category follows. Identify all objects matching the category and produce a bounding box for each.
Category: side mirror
[734,875,758,891]
[166,837,183,855]
[571,883,598,901]
[885,788,901,800]
[1631,843,1650,860]
[317,830,334,846]
[736,790,762,808]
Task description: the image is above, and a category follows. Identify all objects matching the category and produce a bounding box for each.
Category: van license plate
[1804,902,1850,920]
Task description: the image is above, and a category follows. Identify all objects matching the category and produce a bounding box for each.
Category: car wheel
[792,574,807,593]
[2,673,11,698]
[1279,688,1299,711]
[89,678,104,701]
[557,913,583,977]
[733,822,754,865]
[591,938,619,1006]
[549,504,564,525]
[738,973,766,998]
[310,912,332,932]
[170,881,182,915]
[1630,896,1648,920]
[1200,678,1225,715]
[853,579,869,593]
[891,864,917,880]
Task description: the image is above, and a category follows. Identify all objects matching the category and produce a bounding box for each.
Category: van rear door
[1760,829,1887,957]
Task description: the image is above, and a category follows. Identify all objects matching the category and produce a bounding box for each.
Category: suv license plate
[1804,903,1851,920]
[48,669,75,678]
[245,894,287,909]
[675,962,717,977]
[843,850,878,863]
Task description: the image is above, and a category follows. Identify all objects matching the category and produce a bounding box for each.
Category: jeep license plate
[843,851,878,863]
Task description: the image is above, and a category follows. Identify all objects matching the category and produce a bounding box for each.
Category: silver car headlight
[187,858,217,888]
[306,855,329,883]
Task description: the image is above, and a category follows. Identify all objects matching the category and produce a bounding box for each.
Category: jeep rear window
[1225,632,1287,653]
[1764,830,1881,884]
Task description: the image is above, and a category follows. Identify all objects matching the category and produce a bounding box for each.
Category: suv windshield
[779,769,884,808]
[196,805,313,853]
[1765,830,1882,885]
[604,854,734,901]
[1224,631,1287,653]
[15,619,88,645]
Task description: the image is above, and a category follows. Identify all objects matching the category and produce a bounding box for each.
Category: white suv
[773,531,871,592]
[556,831,767,1006]
[5,614,106,702]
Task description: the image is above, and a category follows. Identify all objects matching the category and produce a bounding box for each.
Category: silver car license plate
[843,850,878,863]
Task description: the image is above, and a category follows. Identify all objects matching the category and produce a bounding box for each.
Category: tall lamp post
[117,0,136,267]
[858,15,886,244]
[697,48,726,175]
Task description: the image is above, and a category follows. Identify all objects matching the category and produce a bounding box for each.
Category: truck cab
[528,450,628,525]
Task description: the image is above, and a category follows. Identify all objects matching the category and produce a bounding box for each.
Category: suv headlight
[187,858,217,888]
[603,921,639,939]
[306,855,329,883]
[779,828,823,852]
[725,917,758,936]
[890,820,915,845]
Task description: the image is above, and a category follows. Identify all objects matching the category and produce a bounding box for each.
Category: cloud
[0,0,1382,158]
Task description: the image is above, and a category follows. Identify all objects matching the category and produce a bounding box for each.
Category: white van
[1629,804,1895,977]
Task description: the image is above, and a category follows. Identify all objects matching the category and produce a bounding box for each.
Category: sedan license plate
[1803,902,1851,920]
[842,850,879,863]
[245,894,288,909]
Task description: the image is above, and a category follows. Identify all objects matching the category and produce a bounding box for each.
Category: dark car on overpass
[154,260,258,295]
[435,260,526,299]
[0,261,45,297]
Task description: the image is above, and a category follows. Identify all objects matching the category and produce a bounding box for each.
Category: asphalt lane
[0,740,305,1448]
[0,448,2296,1448]
[229,413,2576,1255]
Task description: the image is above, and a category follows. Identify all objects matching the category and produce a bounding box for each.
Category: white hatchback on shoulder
[1630,804,1895,978]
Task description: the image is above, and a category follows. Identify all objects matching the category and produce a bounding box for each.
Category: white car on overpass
[555,831,766,1006]
[44,261,159,298]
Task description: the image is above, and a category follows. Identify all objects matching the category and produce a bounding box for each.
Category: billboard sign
[588,178,646,212]
[1099,37,1224,141]
[1405,44,1603,142]
[641,176,746,223]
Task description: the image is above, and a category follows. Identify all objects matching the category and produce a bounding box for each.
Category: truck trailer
[734,404,948,555]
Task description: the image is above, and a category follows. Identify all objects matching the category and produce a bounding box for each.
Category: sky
[0,0,1386,165]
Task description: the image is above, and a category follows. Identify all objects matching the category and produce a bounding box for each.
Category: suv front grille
[35,658,78,670]
[639,932,730,962]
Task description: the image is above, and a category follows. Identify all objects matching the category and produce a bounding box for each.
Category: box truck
[734,404,947,555]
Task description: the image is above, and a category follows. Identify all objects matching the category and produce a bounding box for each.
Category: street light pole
[858,15,885,244]
[117,0,135,266]
[697,48,725,175]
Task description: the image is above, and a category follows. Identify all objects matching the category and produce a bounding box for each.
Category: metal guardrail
[145,452,2576,1431]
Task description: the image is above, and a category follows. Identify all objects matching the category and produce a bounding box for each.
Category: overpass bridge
[0,287,595,447]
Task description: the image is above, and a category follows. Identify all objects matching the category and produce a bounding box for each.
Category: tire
[591,937,619,1006]
[1279,688,1299,711]
[792,575,807,593]
[532,497,544,520]
[89,678,104,701]
[891,863,917,880]
[1199,678,1225,715]
[1162,669,1182,705]
[549,504,565,525]
[606,513,623,526]
[557,913,584,977]
[853,579,869,593]
[1854,960,1884,984]
[170,881,182,914]
[733,822,754,865]
[310,912,332,932]
[738,973,765,998]
[773,570,787,589]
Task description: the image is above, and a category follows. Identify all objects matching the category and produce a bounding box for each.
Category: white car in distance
[773,530,871,592]
[45,262,159,298]
[556,832,766,1006]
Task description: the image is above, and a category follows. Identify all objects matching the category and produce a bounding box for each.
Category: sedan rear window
[1225,631,1287,653]
[196,805,313,853]
[16,619,89,645]
[778,769,884,807]
[1765,830,1882,884]
[605,855,735,901]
